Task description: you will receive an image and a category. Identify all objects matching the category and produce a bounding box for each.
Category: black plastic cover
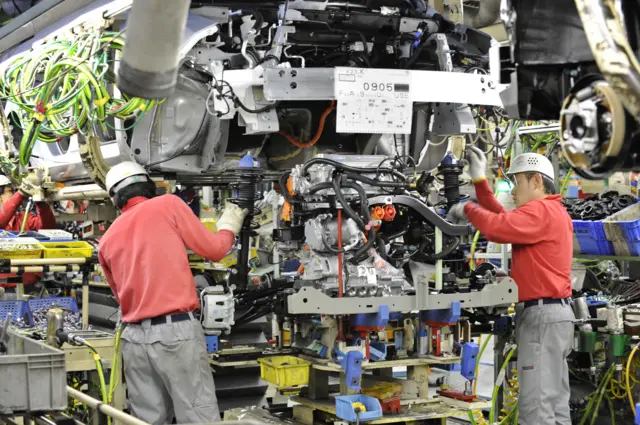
[514,0,593,65]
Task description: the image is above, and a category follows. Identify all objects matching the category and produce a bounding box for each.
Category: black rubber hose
[307,181,335,195]
[302,158,406,181]
[376,234,388,261]
[422,235,460,261]
[345,172,408,188]
[353,227,376,263]
[332,178,366,231]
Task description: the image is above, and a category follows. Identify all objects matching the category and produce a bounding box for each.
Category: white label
[366,268,377,285]
[335,67,412,134]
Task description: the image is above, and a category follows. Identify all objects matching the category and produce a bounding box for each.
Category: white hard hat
[507,153,555,182]
[0,175,10,187]
[105,161,150,196]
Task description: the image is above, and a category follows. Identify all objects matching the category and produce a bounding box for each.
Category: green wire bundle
[0,31,159,166]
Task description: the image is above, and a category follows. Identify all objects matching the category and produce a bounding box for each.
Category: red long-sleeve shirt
[0,192,56,231]
[0,192,56,287]
[464,180,573,301]
[98,195,235,323]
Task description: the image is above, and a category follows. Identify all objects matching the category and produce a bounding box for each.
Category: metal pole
[67,387,150,425]
[10,258,87,266]
[435,228,443,291]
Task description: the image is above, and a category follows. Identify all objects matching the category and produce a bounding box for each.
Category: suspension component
[437,152,467,210]
[232,154,263,288]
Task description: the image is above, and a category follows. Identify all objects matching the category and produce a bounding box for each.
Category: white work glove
[18,174,40,197]
[446,202,469,225]
[216,203,249,236]
[466,146,487,181]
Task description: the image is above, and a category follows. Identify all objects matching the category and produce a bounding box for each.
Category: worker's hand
[216,203,249,235]
[18,174,40,197]
[446,202,468,224]
[466,146,487,181]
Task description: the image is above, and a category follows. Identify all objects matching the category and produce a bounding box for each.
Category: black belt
[523,298,571,309]
[129,312,194,326]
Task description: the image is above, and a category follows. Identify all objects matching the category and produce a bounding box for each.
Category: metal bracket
[287,281,518,315]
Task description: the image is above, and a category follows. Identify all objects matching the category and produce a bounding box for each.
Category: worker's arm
[98,250,119,302]
[464,201,547,245]
[25,202,56,230]
[472,178,506,214]
[0,192,25,229]
[170,195,235,261]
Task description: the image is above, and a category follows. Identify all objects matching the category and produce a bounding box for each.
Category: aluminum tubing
[67,387,150,425]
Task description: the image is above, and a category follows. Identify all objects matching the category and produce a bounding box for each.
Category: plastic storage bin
[572,220,614,255]
[40,241,94,258]
[36,229,74,241]
[603,202,640,256]
[28,297,79,314]
[0,300,32,326]
[258,355,311,387]
[0,327,67,414]
[0,237,43,259]
[335,395,383,422]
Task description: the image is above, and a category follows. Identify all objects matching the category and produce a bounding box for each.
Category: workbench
[291,396,468,425]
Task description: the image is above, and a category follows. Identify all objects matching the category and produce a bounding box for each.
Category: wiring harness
[0,31,159,166]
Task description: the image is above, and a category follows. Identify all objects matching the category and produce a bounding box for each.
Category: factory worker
[98,162,248,425]
[448,147,575,425]
[0,174,56,231]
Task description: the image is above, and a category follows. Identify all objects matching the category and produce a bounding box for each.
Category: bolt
[291,70,297,77]
[291,82,298,89]
[261,115,271,121]
[488,81,495,89]
[480,77,485,83]
[481,88,486,94]
[279,70,285,77]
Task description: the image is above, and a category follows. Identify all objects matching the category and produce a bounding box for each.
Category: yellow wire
[627,346,639,416]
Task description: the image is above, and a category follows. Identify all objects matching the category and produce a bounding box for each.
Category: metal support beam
[287,281,518,315]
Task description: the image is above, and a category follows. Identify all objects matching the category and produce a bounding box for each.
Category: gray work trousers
[121,316,220,425]
[515,301,575,425]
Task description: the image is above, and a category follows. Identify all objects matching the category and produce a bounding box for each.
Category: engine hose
[381,227,409,243]
[332,178,366,231]
[308,181,335,196]
[376,234,388,260]
[353,227,376,263]
[422,235,459,261]
[237,283,294,303]
[301,158,406,181]
[345,172,408,188]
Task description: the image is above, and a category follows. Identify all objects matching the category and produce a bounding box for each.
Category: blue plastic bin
[602,202,640,256]
[0,300,33,325]
[335,395,382,422]
[572,219,614,255]
[28,297,79,313]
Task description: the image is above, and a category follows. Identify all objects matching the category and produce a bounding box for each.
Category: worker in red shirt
[98,162,248,425]
[448,147,575,425]
[0,174,56,232]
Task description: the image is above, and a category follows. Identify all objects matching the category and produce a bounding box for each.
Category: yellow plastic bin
[0,238,43,259]
[40,241,94,258]
[258,355,311,387]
